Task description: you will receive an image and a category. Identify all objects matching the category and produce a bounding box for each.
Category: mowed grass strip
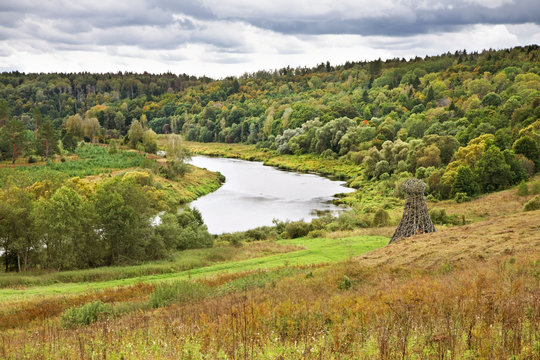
[0,236,387,300]
[0,242,301,289]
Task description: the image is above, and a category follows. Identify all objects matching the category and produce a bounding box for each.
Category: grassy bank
[0,235,386,300]
[0,242,303,290]
[183,140,363,180]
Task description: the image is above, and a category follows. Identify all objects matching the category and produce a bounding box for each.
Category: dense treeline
[0,167,213,272]
[1,46,539,201]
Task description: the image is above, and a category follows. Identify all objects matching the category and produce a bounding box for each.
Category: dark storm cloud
[231,0,540,36]
[0,0,540,42]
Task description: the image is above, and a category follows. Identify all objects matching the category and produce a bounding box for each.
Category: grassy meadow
[1,221,537,359]
[1,182,539,358]
[0,236,386,300]
[0,143,223,204]
[1,143,539,359]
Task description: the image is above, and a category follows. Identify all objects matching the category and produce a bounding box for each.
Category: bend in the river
[188,156,354,234]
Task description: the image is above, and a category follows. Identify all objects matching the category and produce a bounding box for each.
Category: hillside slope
[357,209,540,269]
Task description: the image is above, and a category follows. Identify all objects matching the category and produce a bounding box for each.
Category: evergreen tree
[37,120,58,160]
[1,119,28,164]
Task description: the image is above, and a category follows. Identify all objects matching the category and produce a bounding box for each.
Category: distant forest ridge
[0,45,539,201]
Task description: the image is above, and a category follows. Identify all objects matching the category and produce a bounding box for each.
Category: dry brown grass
[356,209,540,270]
[3,255,537,359]
[0,283,155,330]
[431,175,540,222]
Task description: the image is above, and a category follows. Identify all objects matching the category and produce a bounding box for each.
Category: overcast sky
[1,0,539,78]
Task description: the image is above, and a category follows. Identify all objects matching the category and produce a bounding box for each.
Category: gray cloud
[1,0,538,52]
[222,0,540,36]
[0,0,538,76]
[149,0,215,20]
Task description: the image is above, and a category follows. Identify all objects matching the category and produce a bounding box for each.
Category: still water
[188,156,354,234]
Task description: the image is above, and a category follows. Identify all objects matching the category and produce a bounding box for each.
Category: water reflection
[188,156,354,234]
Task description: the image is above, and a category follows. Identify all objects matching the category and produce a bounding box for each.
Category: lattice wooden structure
[389,178,435,244]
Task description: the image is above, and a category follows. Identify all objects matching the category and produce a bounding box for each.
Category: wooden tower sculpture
[389,178,435,244]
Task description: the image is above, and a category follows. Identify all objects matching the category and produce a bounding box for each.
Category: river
[188,156,354,234]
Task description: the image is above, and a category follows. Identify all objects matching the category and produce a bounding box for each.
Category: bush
[244,227,277,241]
[164,160,190,178]
[372,208,390,227]
[284,221,313,239]
[177,227,214,250]
[337,275,352,290]
[523,195,540,211]
[454,192,470,203]
[429,208,461,225]
[307,229,325,238]
[108,139,118,155]
[331,211,370,231]
[61,301,112,328]
[28,155,37,163]
[220,233,243,247]
[148,281,209,308]
[517,182,529,196]
[531,181,540,194]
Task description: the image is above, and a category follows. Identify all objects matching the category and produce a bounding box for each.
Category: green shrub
[108,139,118,155]
[517,182,529,196]
[244,227,277,241]
[429,208,461,225]
[61,301,112,328]
[284,221,313,238]
[331,211,370,231]
[307,229,325,238]
[531,181,540,194]
[454,192,470,203]
[523,195,540,211]
[310,214,335,230]
[28,155,37,163]
[148,281,209,308]
[338,276,351,290]
[220,233,243,247]
[372,208,390,227]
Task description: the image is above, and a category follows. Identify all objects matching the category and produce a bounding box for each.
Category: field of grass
[2,142,539,359]
[0,242,303,289]
[1,217,538,359]
[0,235,386,300]
[0,144,146,187]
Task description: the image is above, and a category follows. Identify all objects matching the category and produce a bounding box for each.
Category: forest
[1,46,538,198]
[0,45,539,272]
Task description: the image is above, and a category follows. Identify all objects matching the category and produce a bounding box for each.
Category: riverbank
[183,141,363,181]
[181,141,402,210]
[189,155,354,233]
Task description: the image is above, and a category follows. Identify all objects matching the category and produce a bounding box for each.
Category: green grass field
[0,235,387,300]
[0,144,146,187]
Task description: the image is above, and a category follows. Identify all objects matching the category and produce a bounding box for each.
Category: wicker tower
[389,178,435,244]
